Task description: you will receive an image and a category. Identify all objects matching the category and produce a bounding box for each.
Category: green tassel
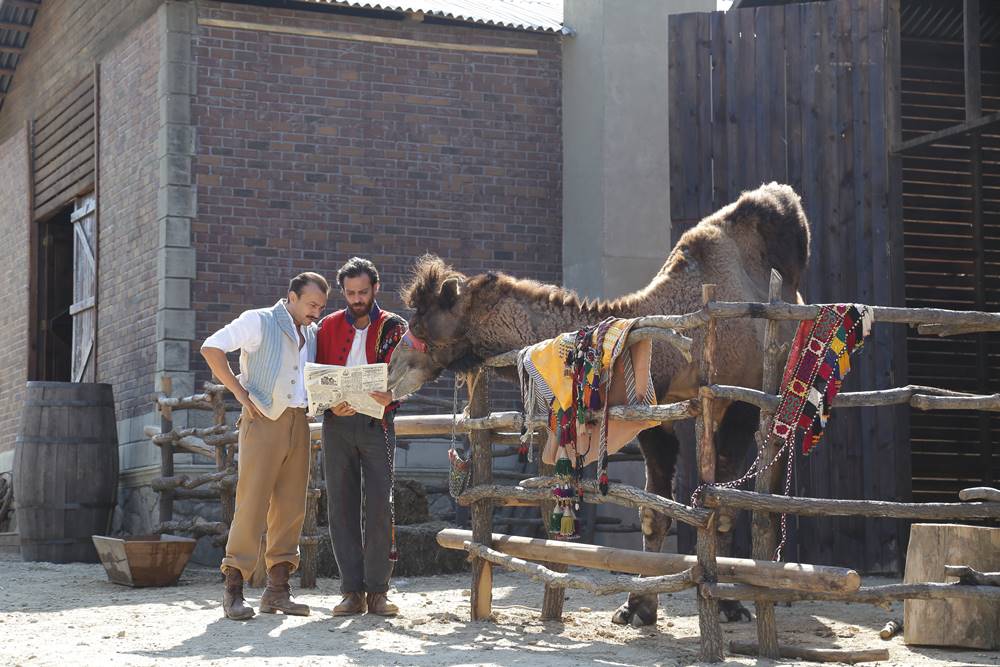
[549,510,562,534]
[555,446,572,476]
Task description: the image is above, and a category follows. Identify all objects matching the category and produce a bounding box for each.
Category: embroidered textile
[771,304,873,455]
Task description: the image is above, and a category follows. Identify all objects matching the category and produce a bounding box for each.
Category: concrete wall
[561,0,714,549]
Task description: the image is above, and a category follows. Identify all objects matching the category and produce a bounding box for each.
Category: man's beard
[350,299,373,317]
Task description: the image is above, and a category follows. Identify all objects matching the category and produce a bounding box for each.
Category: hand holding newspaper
[305,362,388,420]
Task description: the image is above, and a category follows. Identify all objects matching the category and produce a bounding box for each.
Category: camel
[387,182,811,627]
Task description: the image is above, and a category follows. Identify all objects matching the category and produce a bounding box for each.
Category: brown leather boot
[332,592,367,616]
[367,592,399,617]
[222,567,255,620]
[259,562,310,616]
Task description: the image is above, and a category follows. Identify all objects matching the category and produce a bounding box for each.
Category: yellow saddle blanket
[518,318,660,467]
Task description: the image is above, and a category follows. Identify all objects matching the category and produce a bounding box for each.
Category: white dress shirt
[346,324,369,368]
[202,305,310,407]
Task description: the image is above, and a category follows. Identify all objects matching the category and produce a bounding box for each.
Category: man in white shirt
[200,272,328,620]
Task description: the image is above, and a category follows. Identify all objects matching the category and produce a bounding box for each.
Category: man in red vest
[316,257,407,617]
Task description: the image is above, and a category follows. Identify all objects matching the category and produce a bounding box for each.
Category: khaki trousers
[220,407,310,579]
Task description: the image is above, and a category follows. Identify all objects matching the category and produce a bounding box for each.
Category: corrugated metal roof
[302,0,567,34]
[0,0,40,114]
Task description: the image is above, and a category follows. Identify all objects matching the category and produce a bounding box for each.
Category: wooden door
[70,194,96,382]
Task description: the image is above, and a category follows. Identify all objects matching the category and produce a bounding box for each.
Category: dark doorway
[34,204,74,381]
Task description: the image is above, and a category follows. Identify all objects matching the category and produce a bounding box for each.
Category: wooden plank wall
[31,75,95,221]
[669,0,909,573]
[900,39,1000,502]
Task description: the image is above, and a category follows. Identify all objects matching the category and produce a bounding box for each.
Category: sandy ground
[0,554,997,667]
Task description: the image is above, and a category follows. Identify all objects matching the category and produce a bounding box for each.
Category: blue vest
[243,300,316,413]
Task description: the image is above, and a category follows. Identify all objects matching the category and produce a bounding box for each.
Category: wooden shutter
[70,194,97,382]
[32,75,96,222]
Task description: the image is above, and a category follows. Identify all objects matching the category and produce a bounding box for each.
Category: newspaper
[304,362,388,420]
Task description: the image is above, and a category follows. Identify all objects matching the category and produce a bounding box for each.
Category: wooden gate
[668,0,909,572]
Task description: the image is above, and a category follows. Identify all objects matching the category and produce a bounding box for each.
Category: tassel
[550,507,563,534]
[554,446,572,475]
[560,508,576,538]
[599,472,609,495]
[517,444,528,464]
[389,526,398,562]
[589,385,602,411]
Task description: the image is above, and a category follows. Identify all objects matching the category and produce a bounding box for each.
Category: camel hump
[731,182,811,288]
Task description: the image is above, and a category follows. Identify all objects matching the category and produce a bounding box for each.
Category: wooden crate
[92,534,196,587]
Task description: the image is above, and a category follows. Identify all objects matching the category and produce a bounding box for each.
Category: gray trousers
[322,412,395,594]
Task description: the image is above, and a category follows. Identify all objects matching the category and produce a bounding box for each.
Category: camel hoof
[611,604,631,625]
[720,600,753,623]
[630,612,653,628]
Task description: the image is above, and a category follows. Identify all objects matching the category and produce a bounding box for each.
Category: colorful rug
[772,304,874,455]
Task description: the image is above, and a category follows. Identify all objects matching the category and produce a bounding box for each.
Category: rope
[447,373,471,499]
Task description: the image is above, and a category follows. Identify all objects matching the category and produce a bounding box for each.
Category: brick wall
[191,2,563,398]
[97,13,161,419]
[0,130,30,460]
[0,0,162,146]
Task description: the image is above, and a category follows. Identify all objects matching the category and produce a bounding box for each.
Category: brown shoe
[332,592,367,616]
[259,562,310,616]
[222,567,255,620]
[367,592,399,617]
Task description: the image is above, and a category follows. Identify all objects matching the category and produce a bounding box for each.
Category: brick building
[0,0,563,535]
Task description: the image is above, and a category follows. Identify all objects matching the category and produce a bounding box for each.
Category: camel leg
[713,401,759,623]
[611,425,679,627]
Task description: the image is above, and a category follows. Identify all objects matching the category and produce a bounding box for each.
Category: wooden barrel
[14,382,119,563]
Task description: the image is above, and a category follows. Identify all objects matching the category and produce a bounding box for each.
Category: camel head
[388,254,484,396]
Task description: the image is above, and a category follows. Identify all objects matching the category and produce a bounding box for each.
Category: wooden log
[484,324,695,367]
[944,565,1000,587]
[535,457,565,621]
[705,582,1000,604]
[517,477,711,528]
[173,436,217,460]
[145,423,230,444]
[150,470,236,492]
[904,523,1000,649]
[463,541,699,596]
[157,392,216,409]
[156,519,227,536]
[703,487,1000,520]
[705,383,990,412]
[159,377,174,526]
[696,285,724,663]
[705,301,1000,332]
[879,619,902,640]
[172,487,225,500]
[469,369,494,621]
[728,641,888,664]
[390,400,698,438]
[959,486,1000,503]
[752,269,784,658]
[437,529,860,592]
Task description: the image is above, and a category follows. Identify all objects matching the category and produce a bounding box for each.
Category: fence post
[158,376,174,527]
[211,386,235,526]
[469,367,494,620]
[539,458,567,620]
[751,269,785,658]
[696,284,724,662]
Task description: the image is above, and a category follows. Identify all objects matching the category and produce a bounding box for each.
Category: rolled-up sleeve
[201,310,263,353]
